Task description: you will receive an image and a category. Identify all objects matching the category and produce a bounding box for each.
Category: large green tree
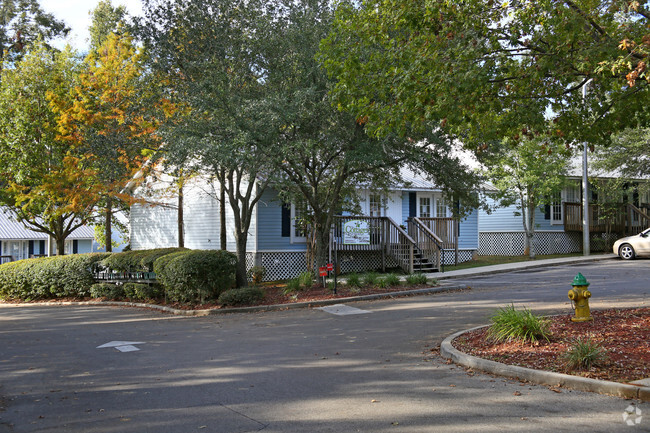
[138,0,482,285]
[481,138,571,258]
[320,0,650,149]
[0,0,69,68]
[0,43,96,255]
[88,0,128,52]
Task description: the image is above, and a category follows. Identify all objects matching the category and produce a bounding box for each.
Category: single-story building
[130,169,481,281]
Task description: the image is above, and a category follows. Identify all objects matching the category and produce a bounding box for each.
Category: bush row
[99,248,185,272]
[0,253,109,300]
[0,249,239,305]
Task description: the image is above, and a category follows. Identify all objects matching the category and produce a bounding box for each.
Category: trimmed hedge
[90,282,125,300]
[218,287,265,306]
[123,282,162,300]
[100,248,185,272]
[155,249,237,303]
[0,253,109,300]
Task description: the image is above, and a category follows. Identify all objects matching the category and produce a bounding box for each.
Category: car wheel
[619,243,636,260]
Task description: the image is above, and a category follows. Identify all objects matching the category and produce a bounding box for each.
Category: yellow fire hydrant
[568,273,593,322]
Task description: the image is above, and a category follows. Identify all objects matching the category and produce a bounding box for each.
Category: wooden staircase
[333,216,443,274]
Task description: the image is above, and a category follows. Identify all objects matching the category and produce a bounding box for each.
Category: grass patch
[562,337,608,370]
[487,304,551,344]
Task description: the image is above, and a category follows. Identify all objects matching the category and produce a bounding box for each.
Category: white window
[369,194,385,217]
[419,197,431,218]
[291,202,308,243]
[435,197,449,217]
[551,192,562,225]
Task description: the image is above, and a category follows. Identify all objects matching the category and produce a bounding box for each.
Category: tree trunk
[234,231,248,287]
[220,181,227,250]
[311,212,332,284]
[178,182,184,248]
[525,198,536,259]
[56,236,66,256]
[105,198,113,253]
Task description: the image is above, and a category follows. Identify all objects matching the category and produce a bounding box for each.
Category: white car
[613,228,650,260]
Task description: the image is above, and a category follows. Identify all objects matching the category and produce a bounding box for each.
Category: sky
[41,0,143,51]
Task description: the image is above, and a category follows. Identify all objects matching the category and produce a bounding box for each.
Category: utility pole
[582,80,592,256]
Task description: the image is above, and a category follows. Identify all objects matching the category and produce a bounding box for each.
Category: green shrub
[383,273,401,287]
[487,304,551,344]
[0,253,109,300]
[90,282,125,300]
[123,283,162,300]
[156,249,237,303]
[406,273,428,285]
[139,248,186,272]
[283,277,302,295]
[152,250,190,276]
[362,272,379,286]
[346,272,361,288]
[247,266,266,285]
[562,337,608,370]
[101,248,185,272]
[297,271,313,289]
[218,287,265,306]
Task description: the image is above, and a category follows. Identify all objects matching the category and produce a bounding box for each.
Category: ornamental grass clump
[562,337,608,370]
[406,273,428,285]
[487,304,551,344]
[346,272,361,288]
[362,272,379,287]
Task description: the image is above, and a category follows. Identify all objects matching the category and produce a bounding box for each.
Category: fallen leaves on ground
[452,308,650,383]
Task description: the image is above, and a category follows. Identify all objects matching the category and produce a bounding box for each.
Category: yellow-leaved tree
[52,32,172,251]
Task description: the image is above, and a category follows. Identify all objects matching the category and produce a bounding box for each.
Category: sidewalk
[430,253,617,281]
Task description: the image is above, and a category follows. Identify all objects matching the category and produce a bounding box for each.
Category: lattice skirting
[246,251,311,282]
[441,250,475,265]
[478,232,612,256]
[246,249,476,281]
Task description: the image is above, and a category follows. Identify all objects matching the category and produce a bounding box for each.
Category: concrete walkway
[430,253,617,281]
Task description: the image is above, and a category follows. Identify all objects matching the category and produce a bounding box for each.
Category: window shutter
[544,204,550,220]
[281,204,291,237]
[73,240,79,254]
[40,240,45,255]
[28,240,34,257]
[409,192,416,218]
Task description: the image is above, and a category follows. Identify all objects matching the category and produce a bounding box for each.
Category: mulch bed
[452,307,650,383]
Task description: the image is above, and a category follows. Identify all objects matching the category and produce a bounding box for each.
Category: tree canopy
[320,0,650,149]
[51,32,168,252]
[137,0,483,283]
[0,43,95,254]
[0,0,69,67]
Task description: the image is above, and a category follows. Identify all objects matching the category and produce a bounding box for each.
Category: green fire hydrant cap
[572,273,590,286]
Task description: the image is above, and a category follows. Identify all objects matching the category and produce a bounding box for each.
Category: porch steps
[412,252,437,273]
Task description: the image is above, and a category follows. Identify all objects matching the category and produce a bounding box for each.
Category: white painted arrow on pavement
[97,341,145,352]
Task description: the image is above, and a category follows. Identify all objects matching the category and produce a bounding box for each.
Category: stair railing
[407,217,443,272]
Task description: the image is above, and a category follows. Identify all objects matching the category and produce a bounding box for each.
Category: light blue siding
[76,240,93,254]
[256,188,306,251]
[458,209,479,249]
[479,197,564,232]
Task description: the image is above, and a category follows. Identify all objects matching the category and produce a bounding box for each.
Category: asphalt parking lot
[0,259,648,432]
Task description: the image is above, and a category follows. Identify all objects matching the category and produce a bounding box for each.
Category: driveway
[0,259,648,432]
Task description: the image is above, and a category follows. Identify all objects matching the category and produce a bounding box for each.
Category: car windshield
[642,228,650,236]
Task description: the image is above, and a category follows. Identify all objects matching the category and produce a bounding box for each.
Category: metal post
[582,80,592,256]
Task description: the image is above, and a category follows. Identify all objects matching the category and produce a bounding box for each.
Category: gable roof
[0,210,95,241]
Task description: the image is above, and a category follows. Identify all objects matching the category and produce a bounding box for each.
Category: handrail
[564,202,650,235]
[408,217,443,272]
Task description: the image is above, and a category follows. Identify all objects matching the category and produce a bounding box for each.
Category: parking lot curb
[440,325,650,401]
[0,284,467,316]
